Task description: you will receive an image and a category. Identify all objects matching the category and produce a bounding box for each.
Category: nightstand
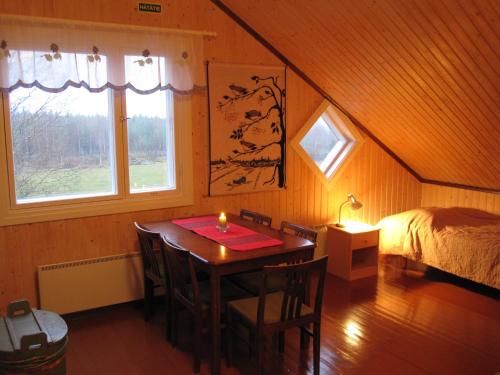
[326,224,379,280]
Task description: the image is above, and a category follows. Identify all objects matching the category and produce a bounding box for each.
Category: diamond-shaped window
[291,100,364,185]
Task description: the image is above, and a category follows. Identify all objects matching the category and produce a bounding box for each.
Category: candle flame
[218,212,227,226]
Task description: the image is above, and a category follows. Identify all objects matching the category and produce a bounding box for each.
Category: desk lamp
[336,193,363,227]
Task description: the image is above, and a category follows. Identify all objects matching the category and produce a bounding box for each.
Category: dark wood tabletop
[143,213,315,267]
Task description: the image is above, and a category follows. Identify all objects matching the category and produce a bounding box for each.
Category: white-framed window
[0,88,194,226]
[0,15,203,225]
[291,100,364,186]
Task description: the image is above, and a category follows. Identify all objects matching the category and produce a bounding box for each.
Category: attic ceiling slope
[219,0,500,191]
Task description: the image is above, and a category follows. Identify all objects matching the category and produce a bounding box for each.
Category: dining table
[143,213,316,375]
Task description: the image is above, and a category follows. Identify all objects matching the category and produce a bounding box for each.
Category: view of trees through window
[126,89,174,193]
[10,87,115,202]
[9,86,173,203]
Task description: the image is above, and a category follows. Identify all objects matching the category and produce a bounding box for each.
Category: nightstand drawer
[351,230,378,249]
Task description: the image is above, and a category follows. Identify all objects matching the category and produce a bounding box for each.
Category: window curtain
[0,15,205,94]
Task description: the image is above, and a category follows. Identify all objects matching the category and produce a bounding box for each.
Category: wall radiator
[38,253,144,315]
[313,224,329,259]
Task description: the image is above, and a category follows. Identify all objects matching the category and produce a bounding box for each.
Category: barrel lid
[0,300,67,362]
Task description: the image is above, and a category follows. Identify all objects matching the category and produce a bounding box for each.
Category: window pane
[9,87,116,203]
[125,55,175,193]
[299,116,340,170]
[126,89,175,193]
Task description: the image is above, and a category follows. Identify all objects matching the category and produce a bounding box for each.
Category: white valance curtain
[0,15,207,94]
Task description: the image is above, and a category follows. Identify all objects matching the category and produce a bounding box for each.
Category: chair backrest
[240,209,272,227]
[161,236,201,311]
[279,221,318,243]
[134,222,163,280]
[257,256,328,327]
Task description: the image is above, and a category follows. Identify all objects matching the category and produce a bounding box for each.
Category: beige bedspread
[378,207,500,289]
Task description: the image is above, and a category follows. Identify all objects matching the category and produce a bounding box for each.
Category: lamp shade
[347,194,363,210]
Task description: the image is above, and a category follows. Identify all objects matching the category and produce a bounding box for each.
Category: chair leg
[193,314,202,373]
[272,333,278,351]
[278,331,285,353]
[164,293,171,342]
[171,301,178,347]
[249,331,255,357]
[225,308,233,368]
[313,323,321,375]
[143,277,153,321]
[300,326,310,350]
[256,334,265,375]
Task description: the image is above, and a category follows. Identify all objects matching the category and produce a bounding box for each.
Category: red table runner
[172,215,283,251]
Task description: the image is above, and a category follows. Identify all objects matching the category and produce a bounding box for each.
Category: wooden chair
[240,209,272,227]
[280,221,318,243]
[134,222,171,339]
[230,221,318,295]
[161,236,248,373]
[225,256,328,375]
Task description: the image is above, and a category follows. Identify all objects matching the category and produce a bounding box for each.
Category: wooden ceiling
[216,0,500,191]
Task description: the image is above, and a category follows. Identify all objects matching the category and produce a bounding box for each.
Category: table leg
[210,269,221,375]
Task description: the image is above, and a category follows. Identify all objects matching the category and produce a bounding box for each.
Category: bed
[378,207,500,289]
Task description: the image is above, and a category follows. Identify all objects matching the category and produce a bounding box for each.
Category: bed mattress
[378,207,500,289]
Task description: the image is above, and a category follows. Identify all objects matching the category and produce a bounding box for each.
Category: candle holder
[216,222,229,233]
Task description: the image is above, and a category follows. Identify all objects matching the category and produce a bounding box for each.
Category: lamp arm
[337,199,350,227]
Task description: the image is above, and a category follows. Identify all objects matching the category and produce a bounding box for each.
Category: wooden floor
[64,259,499,374]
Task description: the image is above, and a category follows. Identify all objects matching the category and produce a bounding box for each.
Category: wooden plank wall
[0,0,421,312]
[221,0,500,190]
[421,184,500,215]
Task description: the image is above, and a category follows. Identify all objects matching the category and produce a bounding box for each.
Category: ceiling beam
[421,179,500,194]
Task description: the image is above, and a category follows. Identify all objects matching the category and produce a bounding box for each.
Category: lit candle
[218,212,227,226]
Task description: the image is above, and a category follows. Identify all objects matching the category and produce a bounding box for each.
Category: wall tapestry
[208,63,286,196]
